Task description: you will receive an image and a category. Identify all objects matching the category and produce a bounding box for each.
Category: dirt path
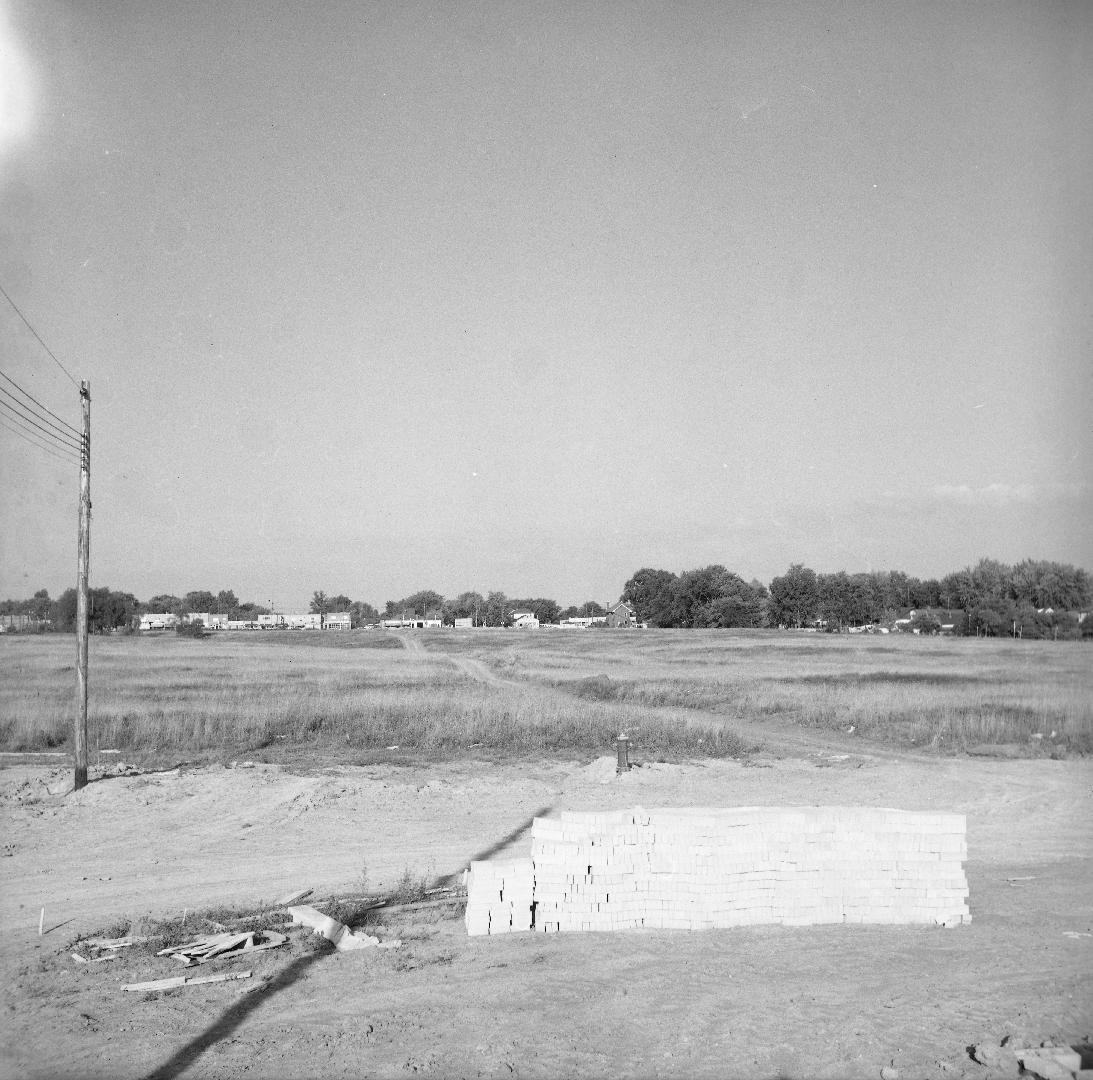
[393,631,425,653]
[446,654,510,688]
[2,752,1090,1079]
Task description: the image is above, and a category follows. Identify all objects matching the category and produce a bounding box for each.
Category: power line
[0,397,83,456]
[0,280,80,389]
[0,390,85,451]
[0,380,82,444]
[0,414,81,465]
[0,368,81,437]
[0,394,85,452]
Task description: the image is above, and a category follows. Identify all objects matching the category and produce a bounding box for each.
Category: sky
[1,0,1091,612]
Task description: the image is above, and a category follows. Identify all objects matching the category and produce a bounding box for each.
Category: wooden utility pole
[74,380,90,791]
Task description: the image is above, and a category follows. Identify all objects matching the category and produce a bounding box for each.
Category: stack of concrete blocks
[464,857,535,936]
[465,806,970,936]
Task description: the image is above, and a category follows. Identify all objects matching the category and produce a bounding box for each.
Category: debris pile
[158,930,287,966]
[467,805,971,936]
[969,1037,1092,1080]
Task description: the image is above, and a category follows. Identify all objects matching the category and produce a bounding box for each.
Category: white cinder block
[467,807,968,935]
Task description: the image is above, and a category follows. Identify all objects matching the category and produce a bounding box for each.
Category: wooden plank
[122,970,252,993]
[276,887,313,906]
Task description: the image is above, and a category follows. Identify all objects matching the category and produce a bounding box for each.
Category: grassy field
[1,628,1089,760]
[438,628,1093,753]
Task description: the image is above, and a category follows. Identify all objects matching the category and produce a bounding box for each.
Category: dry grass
[2,628,1089,761]
[0,632,751,761]
[419,628,1093,754]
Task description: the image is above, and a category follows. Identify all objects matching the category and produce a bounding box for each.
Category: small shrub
[389,867,433,904]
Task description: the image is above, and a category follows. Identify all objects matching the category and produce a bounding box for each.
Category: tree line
[2,557,1089,637]
[379,590,605,627]
[623,558,1092,638]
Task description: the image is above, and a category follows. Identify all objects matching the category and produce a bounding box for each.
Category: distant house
[511,612,539,629]
[284,613,322,630]
[324,612,351,630]
[139,613,179,631]
[453,617,474,628]
[605,600,637,628]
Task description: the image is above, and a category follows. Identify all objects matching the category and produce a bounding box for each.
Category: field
[2,628,1090,759]
[1,629,1091,1079]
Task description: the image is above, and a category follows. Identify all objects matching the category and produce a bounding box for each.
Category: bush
[175,620,206,638]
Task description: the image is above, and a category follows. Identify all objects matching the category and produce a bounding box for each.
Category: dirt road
[2,747,1090,1079]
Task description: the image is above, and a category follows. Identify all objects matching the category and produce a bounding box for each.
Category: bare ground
[1,734,1091,1080]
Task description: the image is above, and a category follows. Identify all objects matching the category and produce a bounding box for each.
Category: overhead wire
[0,281,80,389]
[0,393,85,452]
[0,414,81,465]
[0,382,82,445]
[0,368,81,437]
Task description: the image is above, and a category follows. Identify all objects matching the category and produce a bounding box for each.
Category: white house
[511,612,539,629]
[324,612,351,630]
[139,613,179,631]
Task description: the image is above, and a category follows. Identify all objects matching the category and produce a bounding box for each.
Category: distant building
[324,612,351,630]
[284,613,322,630]
[605,600,637,628]
[453,617,474,628]
[511,612,539,629]
[140,613,180,631]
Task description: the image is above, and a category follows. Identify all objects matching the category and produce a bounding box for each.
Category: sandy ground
[1,744,1091,1080]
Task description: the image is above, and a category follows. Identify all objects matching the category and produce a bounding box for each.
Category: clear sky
[1,1,1090,612]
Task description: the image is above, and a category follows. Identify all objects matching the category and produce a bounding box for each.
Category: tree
[235,601,269,619]
[215,590,239,616]
[482,591,511,627]
[817,572,853,631]
[56,587,140,633]
[442,591,485,625]
[183,590,217,614]
[327,594,352,612]
[146,594,182,615]
[384,591,444,619]
[847,573,882,626]
[310,591,329,615]
[622,568,678,627]
[768,565,819,628]
[910,610,942,635]
[669,566,766,628]
[349,600,379,627]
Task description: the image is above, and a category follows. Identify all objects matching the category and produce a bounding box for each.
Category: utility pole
[74,381,90,791]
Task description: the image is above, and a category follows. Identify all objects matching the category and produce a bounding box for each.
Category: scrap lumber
[158,930,287,966]
[72,952,120,964]
[276,887,313,906]
[122,970,252,993]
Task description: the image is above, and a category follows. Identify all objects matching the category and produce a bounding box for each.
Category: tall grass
[2,629,1089,759]
[417,628,1093,754]
[0,633,751,760]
